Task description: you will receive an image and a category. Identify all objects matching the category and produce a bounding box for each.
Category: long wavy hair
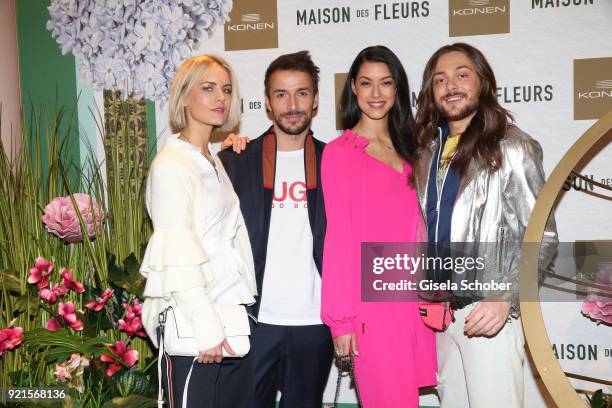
[414,43,513,176]
[341,45,417,164]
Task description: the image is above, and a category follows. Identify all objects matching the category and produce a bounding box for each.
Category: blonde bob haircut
[169,54,241,133]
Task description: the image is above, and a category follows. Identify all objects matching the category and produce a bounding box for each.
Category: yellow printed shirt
[437,134,461,189]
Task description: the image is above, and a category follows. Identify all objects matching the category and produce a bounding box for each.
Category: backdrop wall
[153,1,612,406]
[20,0,609,406]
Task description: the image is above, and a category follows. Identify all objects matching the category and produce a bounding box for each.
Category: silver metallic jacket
[414,125,558,315]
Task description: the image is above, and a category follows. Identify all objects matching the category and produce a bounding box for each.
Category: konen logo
[596,80,612,89]
[578,81,612,100]
[241,13,260,22]
[453,6,506,15]
[448,0,510,37]
[574,57,612,120]
[224,1,278,51]
[227,13,274,32]
[454,0,506,15]
[227,22,275,32]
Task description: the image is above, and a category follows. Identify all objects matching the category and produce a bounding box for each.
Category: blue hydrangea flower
[47,0,232,102]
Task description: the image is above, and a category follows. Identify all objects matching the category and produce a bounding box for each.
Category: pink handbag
[419,301,454,331]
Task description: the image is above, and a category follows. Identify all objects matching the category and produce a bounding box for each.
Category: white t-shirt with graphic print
[257,149,323,326]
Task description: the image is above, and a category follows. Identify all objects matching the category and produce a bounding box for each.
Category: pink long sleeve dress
[321,130,436,408]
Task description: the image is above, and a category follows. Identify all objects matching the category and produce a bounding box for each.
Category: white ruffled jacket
[140,138,257,351]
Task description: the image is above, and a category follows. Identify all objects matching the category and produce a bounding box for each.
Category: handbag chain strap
[333,354,362,407]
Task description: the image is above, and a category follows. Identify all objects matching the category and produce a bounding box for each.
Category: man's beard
[274,111,311,135]
[437,93,479,122]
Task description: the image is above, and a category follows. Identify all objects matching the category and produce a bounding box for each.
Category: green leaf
[107,252,145,297]
[114,368,150,397]
[123,253,140,275]
[8,368,31,386]
[0,268,23,293]
[139,241,148,260]
[14,288,40,316]
[24,328,110,362]
[101,395,158,408]
[107,253,120,276]
[590,389,604,408]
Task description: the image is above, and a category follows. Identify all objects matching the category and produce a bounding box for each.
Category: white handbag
[156,302,253,408]
[159,303,252,357]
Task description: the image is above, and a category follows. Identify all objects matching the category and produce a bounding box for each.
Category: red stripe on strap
[165,353,174,408]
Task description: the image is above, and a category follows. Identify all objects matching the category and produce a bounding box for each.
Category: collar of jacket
[262,127,317,190]
[415,123,482,201]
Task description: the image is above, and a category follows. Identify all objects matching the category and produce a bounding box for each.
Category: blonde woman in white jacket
[140,55,257,408]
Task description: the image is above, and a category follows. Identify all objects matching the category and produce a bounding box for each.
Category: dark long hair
[414,43,513,176]
[341,45,416,164]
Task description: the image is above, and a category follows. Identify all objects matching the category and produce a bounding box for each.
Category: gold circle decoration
[519,109,612,408]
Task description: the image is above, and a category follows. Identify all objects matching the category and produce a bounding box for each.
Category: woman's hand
[197,339,236,364]
[333,333,359,357]
[221,133,250,153]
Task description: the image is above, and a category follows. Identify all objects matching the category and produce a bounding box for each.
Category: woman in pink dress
[321,46,436,407]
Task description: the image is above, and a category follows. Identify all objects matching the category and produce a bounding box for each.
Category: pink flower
[54,362,71,382]
[581,296,612,325]
[118,299,146,338]
[67,353,89,370]
[42,194,103,243]
[100,341,138,377]
[581,262,612,325]
[55,354,89,393]
[85,288,114,312]
[0,327,24,357]
[58,301,84,331]
[118,316,146,338]
[60,268,85,294]
[39,282,68,304]
[45,318,62,331]
[28,257,54,289]
[125,299,142,316]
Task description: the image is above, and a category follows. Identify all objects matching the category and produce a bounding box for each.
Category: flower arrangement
[17,235,148,400]
[0,105,158,406]
[46,0,232,102]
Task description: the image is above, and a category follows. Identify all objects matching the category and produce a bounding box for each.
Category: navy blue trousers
[160,351,252,408]
[249,323,334,408]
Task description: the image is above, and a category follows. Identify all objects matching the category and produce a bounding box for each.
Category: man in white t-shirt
[219,51,333,408]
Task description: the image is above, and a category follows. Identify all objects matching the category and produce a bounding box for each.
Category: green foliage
[113,367,150,397]
[12,285,40,317]
[24,328,111,364]
[587,389,612,408]
[107,253,146,298]
[0,100,156,405]
[0,269,22,293]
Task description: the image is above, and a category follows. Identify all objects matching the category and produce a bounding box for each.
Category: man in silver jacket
[413,43,558,408]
